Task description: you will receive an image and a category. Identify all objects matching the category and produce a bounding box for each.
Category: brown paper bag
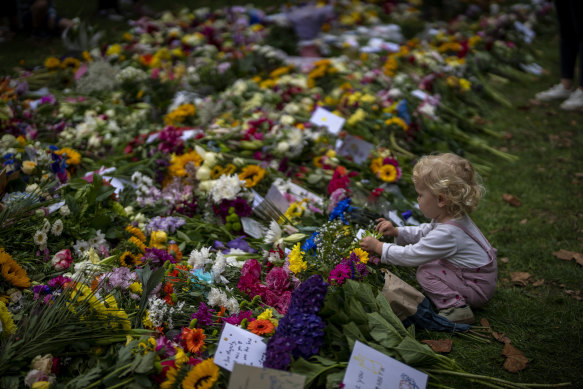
[381,269,426,320]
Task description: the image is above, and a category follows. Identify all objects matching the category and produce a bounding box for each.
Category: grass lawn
[1,1,582,387]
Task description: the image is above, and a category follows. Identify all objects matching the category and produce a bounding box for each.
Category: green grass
[1,2,582,387]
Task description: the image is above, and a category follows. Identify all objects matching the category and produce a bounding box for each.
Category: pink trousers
[416,258,497,310]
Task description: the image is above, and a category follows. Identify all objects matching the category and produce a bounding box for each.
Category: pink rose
[51,249,73,270]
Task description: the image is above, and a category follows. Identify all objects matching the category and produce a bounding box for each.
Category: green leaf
[176,230,191,242]
[0,376,19,389]
[65,366,103,389]
[135,351,157,374]
[367,312,403,350]
[290,358,345,388]
[325,370,346,389]
[375,292,409,338]
[346,297,368,324]
[394,336,440,367]
[342,321,367,344]
[343,279,377,312]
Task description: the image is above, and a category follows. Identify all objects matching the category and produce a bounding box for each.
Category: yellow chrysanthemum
[164,104,196,126]
[106,44,122,57]
[129,282,142,295]
[54,147,81,165]
[383,56,398,76]
[384,117,408,131]
[44,57,60,69]
[181,358,219,389]
[0,248,31,289]
[377,164,398,183]
[269,66,290,79]
[238,165,266,188]
[288,243,307,274]
[459,78,471,92]
[168,151,202,177]
[0,301,16,338]
[352,247,369,264]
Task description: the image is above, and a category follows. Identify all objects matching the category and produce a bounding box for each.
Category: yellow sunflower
[210,165,224,179]
[126,225,146,243]
[369,157,383,174]
[55,147,82,165]
[181,358,219,389]
[0,248,30,289]
[377,164,398,183]
[169,151,203,177]
[0,301,16,338]
[61,57,81,72]
[44,57,60,70]
[238,165,266,188]
[222,163,237,176]
[128,236,147,253]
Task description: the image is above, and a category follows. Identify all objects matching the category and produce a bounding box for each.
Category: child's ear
[437,194,447,208]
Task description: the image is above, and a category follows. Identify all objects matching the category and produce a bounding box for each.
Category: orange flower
[168,243,183,261]
[181,327,206,354]
[247,319,275,336]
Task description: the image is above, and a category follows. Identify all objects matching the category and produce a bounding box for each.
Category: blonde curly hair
[412,153,485,218]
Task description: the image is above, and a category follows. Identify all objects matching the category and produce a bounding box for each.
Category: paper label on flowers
[227,364,306,389]
[214,323,267,371]
[309,106,345,135]
[343,341,427,389]
[336,134,374,165]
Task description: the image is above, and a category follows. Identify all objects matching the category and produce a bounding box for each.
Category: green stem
[425,369,567,389]
[84,363,133,389]
[108,378,135,389]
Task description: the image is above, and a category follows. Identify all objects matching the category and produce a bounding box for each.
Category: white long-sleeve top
[381,215,491,268]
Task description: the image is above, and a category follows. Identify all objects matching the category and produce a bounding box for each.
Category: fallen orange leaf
[532,279,545,287]
[499,257,509,263]
[502,343,529,373]
[552,249,583,266]
[421,339,452,353]
[510,272,531,286]
[480,318,492,330]
[503,193,521,207]
[492,332,511,344]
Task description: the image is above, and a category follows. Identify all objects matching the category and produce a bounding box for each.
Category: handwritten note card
[336,134,374,165]
[273,178,324,206]
[309,106,345,135]
[343,341,428,389]
[214,323,267,372]
[227,364,306,389]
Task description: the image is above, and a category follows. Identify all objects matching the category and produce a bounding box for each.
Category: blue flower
[397,99,411,125]
[329,198,355,225]
[301,231,319,255]
[190,268,213,284]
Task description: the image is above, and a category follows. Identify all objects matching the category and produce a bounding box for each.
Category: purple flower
[141,247,177,269]
[191,302,215,327]
[264,335,296,370]
[328,263,351,285]
[223,310,253,325]
[227,236,256,253]
[287,275,328,315]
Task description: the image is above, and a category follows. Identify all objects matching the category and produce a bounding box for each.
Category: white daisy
[33,230,47,246]
[41,219,51,234]
[51,219,64,236]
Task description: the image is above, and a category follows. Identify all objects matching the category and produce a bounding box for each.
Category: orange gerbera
[168,243,183,261]
[181,327,206,354]
[247,319,275,336]
[238,165,266,188]
[0,248,30,288]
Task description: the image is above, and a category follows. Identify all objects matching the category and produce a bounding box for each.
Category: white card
[388,210,405,227]
[343,341,427,389]
[146,133,159,144]
[214,323,267,372]
[180,129,201,141]
[273,178,323,206]
[47,201,66,214]
[309,106,345,135]
[227,364,306,389]
[355,228,366,241]
[336,134,374,165]
[411,89,429,101]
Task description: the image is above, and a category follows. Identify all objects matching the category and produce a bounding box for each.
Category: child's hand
[376,218,398,237]
[360,236,383,256]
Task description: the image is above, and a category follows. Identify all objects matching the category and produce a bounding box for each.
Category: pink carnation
[265,267,290,292]
[51,249,73,271]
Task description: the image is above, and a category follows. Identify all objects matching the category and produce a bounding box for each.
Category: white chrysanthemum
[33,230,47,246]
[73,239,91,257]
[51,219,63,236]
[209,174,243,204]
[263,220,282,246]
[418,102,438,119]
[41,219,51,234]
[207,287,228,308]
[59,205,71,217]
[225,297,240,314]
[188,246,212,268]
[211,252,226,279]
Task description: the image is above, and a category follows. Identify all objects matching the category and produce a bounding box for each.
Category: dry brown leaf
[575,172,583,178]
[480,318,491,330]
[510,272,531,286]
[503,193,521,207]
[573,295,583,301]
[532,279,545,287]
[500,257,509,263]
[502,343,529,373]
[553,249,576,261]
[519,219,528,224]
[492,332,512,344]
[574,254,583,266]
[421,339,453,353]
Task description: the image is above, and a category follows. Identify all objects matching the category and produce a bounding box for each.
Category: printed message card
[227,364,306,389]
[309,106,345,135]
[343,341,428,389]
[214,323,267,372]
[336,134,374,165]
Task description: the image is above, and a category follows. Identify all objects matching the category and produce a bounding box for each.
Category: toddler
[360,153,497,324]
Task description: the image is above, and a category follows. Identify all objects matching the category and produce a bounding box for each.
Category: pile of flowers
[0,0,555,387]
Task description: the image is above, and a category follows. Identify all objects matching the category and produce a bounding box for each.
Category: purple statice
[222,310,253,326]
[191,302,215,327]
[146,216,186,234]
[263,336,296,370]
[141,247,177,269]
